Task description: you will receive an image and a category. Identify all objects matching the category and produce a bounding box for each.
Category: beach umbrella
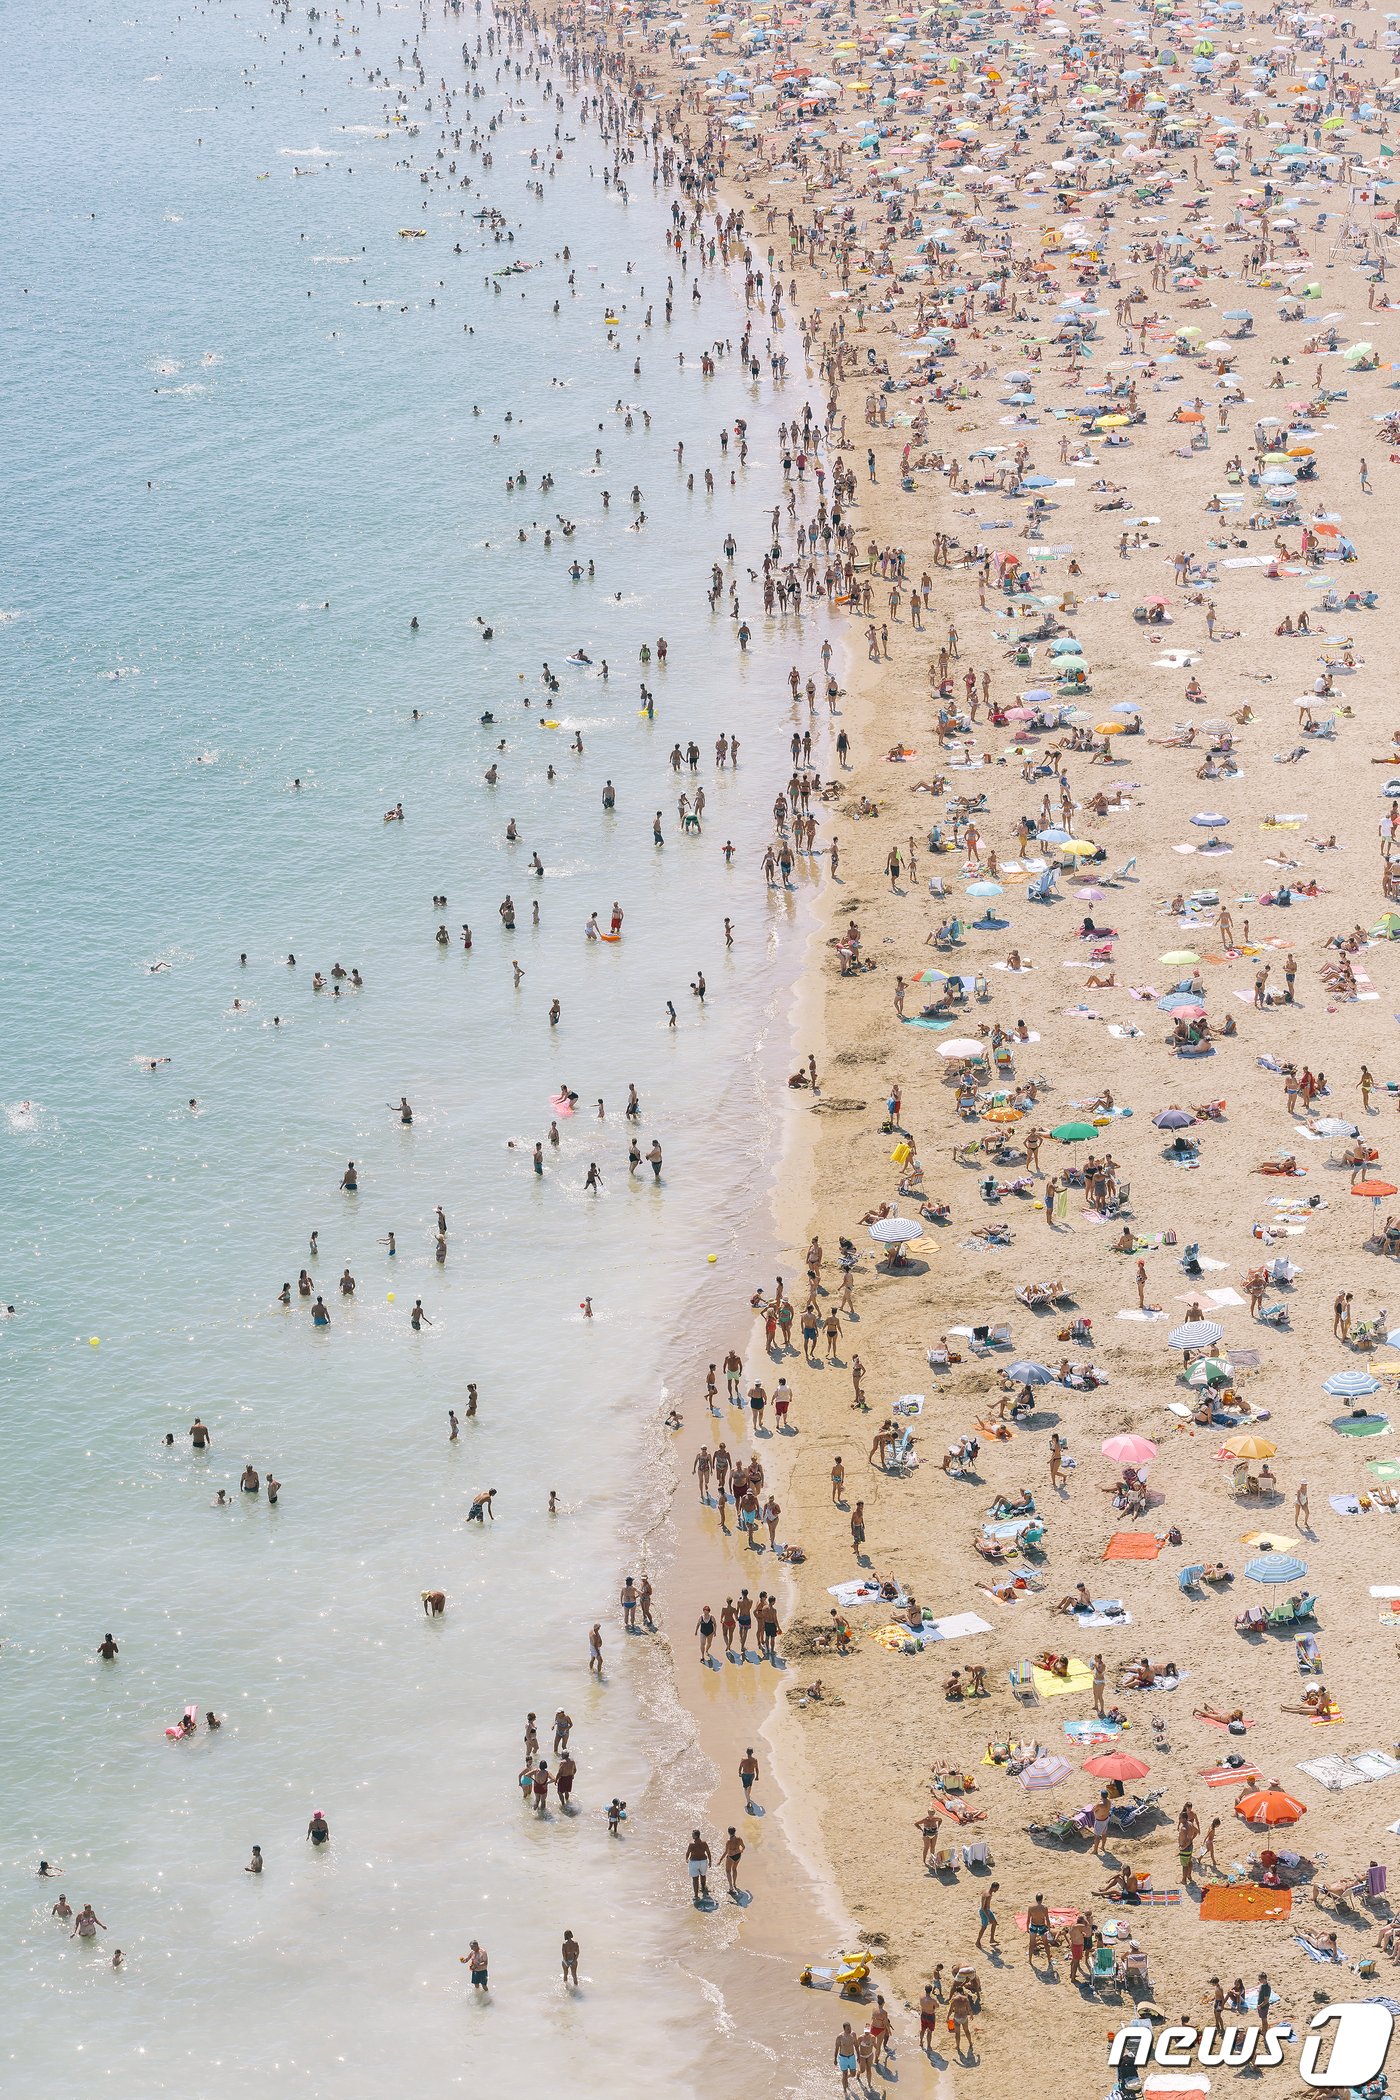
[1158,991,1202,1012]
[1101,1433,1157,1466]
[1352,1180,1398,1200]
[966,879,1004,897]
[1311,1117,1359,1138]
[1019,1753,1074,1790]
[1060,839,1097,859]
[1323,1368,1381,1398]
[868,1217,924,1245]
[913,967,950,986]
[1153,1109,1197,1129]
[938,1039,986,1059]
[1083,1750,1151,1782]
[1187,1357,1233,1387]
[1244,1552,1307,1585]
[1168,1321,1224,1353]
[983,1105,1023,1124]
[1160,949,1200,966]
[1222,1433,1276,1460]
[1075,885,1106,902]
[1051,1120,1098,1143]
[1009,1360,1056,1385]
[1190,812,1229,829]
[1236,1788,1306,1827]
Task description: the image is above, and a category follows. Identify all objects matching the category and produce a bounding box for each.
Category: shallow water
[0,4,830,2091]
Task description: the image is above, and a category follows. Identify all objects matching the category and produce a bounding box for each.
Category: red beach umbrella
[1082,1751,1151,1782]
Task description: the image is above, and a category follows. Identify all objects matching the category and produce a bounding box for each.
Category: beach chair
[962,1839,993,1869]
[931,1847,959,1875]
[988,1323,1013,1349]
[1121,1949,1152,1994]
[1294,1593,1318,1621]
[1112,856,1138,882]
[1009,1658,1039,1703]
[1266,1598,1297,1629]
[1088,1946,1120,1995]
[1234,1605,1267,1635]
[1028,870,1058,903]
[1295,1633,1322,1673]
[1177,1564,1205,1595]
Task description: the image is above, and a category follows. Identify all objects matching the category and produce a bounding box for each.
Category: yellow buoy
[89,1336,100,1346]
[707,1255,718,1264]
[387,1292,395,1303]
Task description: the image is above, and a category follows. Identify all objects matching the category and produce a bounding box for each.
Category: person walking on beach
[685,1831,712,1904]
[739,1747,759,1810]
[834,2022,862,2094]
[721,1826,745,1895]
[588,1623,603,1676]
[464,1940,488,1991]
[561,1931,580,1988]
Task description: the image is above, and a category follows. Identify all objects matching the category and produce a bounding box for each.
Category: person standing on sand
[975,1881,1000,1950]
[561,1931,580,1988]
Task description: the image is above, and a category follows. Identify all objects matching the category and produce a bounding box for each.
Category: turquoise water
[0,4,828,2091]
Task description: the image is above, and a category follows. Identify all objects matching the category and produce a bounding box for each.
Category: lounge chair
[1294,1592,1318,1621]
[1177,1564,1205,1595]
[1088,1945,1120,1994]
[1234,1605,1267,1635]
[1266,1598,1297,1629]
[1120,1949,1152,1993]
[1009,1658,1039,1703]
[962,1839,993,1869]
[1111,857,1138,882]
[988,1323,1013,1348]
[1295,1633,1322,1673]
[931,1847,959,1874]
[1028,871,1058,903]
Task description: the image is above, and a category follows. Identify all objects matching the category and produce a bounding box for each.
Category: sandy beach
[612,0,1400,2086]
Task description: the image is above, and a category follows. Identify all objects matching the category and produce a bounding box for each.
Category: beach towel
[1135,1889,1184,1906]
[1064,1719,1123,1743]
[827,1580,901,1609]
[1103,1533,1161,1560]
[1202,1765,1263,1786]
[1032,1655,1094,1699]
[1199,1885,1292,1922]
[1330,1494,1362,1516]
[1073,1608,1134,1628]
[1353,1751,1400,1781]
[1297,1755,1370,1793]
[1295,1937,1343,1963]
[924,1612,993,1642]
[1015,1907,1080,1931]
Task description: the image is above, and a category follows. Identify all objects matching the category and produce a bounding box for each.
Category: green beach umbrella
[1051,1120,1098,1143]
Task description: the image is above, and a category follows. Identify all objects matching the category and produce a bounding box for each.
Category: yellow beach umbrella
[1061,839,1097,858]
[1096,413,1129,428]
[1222,1432,1277,1461]
[1095,721,1125,735]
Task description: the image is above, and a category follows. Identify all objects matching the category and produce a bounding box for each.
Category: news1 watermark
[1110,2004,1394,2087]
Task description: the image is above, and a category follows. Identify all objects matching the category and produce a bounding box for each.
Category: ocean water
[0,4,829,2092]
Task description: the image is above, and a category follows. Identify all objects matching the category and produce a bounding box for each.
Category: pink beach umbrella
[1101,1433,1158,1468]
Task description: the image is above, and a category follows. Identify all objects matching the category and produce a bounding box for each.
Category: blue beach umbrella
[1245,1552,1307,1585]
[1008,1360,1056,1384]
[1322,1368,1381,1398]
